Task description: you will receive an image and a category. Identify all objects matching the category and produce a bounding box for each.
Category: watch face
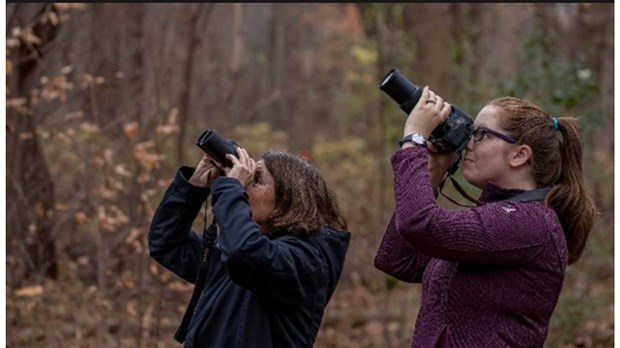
[411,133,426,145]
[399,133,427,147]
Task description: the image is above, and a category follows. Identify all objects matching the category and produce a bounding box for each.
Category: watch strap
[399,133,427,148]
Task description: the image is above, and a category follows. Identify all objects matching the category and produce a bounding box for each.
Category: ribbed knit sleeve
[391,146,549,265]
[374,213,431,283]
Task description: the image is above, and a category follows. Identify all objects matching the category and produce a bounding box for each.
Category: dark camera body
[379,68,473,154]
[195,129,239,168]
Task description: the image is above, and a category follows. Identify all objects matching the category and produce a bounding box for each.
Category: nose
[465,136,475,151]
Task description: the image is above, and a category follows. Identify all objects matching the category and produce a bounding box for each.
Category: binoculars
[195,129,239,168]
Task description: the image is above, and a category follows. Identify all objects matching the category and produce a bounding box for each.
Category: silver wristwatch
[399,133,427,148]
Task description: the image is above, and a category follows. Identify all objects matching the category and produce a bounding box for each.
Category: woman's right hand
[404,86,451,138]
[224,147,256,188]
[188,154,221,188]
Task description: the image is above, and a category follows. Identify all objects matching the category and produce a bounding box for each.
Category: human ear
[509,144,532,168]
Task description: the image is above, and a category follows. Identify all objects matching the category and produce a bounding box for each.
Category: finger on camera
[428,143,449,156]
[226,154,240,166]
[441,103,451,119]
[236,147,248,159]
[421,87,430,101]
[427,143,440,154]
[240,148,250,162]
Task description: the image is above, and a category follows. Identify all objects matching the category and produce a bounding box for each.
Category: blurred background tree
[5,3,613,347]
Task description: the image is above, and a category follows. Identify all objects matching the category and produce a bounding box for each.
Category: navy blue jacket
[149,167,351,347]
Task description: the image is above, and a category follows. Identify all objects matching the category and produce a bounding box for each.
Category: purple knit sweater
[374,146,568,348]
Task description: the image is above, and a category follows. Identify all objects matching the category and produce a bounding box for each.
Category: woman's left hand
[225,147,256,188]
[427,143,456,196]
[404,86,452,137]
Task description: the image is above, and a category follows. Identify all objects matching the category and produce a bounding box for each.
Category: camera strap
[436,150,480,208]
[438,176,479,208]
[438,175,550,208]
[174,220,216,343]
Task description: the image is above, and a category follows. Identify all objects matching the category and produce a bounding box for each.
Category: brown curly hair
[261,150,347,236]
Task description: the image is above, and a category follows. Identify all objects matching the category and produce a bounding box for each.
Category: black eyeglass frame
[472,126,517,144]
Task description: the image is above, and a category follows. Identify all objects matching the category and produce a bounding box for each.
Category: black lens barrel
[195,129,238,168]
[379,68,423,114]
[379,68,473,154]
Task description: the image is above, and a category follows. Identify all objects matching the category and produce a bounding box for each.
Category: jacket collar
[478,182,527,204]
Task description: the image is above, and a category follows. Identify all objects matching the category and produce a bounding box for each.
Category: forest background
[5,3,614,348]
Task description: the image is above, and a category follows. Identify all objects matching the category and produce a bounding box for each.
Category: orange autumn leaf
[15,285,44,297]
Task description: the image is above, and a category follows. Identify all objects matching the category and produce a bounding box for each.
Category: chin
[464,172,484,190]
[463,169,474,183]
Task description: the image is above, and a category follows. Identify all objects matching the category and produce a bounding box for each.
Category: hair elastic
[551,117,559,131]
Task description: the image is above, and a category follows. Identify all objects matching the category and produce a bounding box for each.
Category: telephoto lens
[379,68,473,154]
[379,68,423,115]
[195,129,239,168]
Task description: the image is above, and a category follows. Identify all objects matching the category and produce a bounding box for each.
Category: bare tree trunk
[268,4,286,134]
[567,4,613,110]
[128,7,146,347]
[7,4,59,282]
[95,220,108,348]
[177,4,215,165]
[403,4,453,94]
[356,4,396,346]
[559,3,614,206]
[222,3,244,128]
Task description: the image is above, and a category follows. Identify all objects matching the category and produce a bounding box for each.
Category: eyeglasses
[471,127,517,144]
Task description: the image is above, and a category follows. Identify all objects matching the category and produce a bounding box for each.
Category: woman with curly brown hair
[150,148,350,348]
